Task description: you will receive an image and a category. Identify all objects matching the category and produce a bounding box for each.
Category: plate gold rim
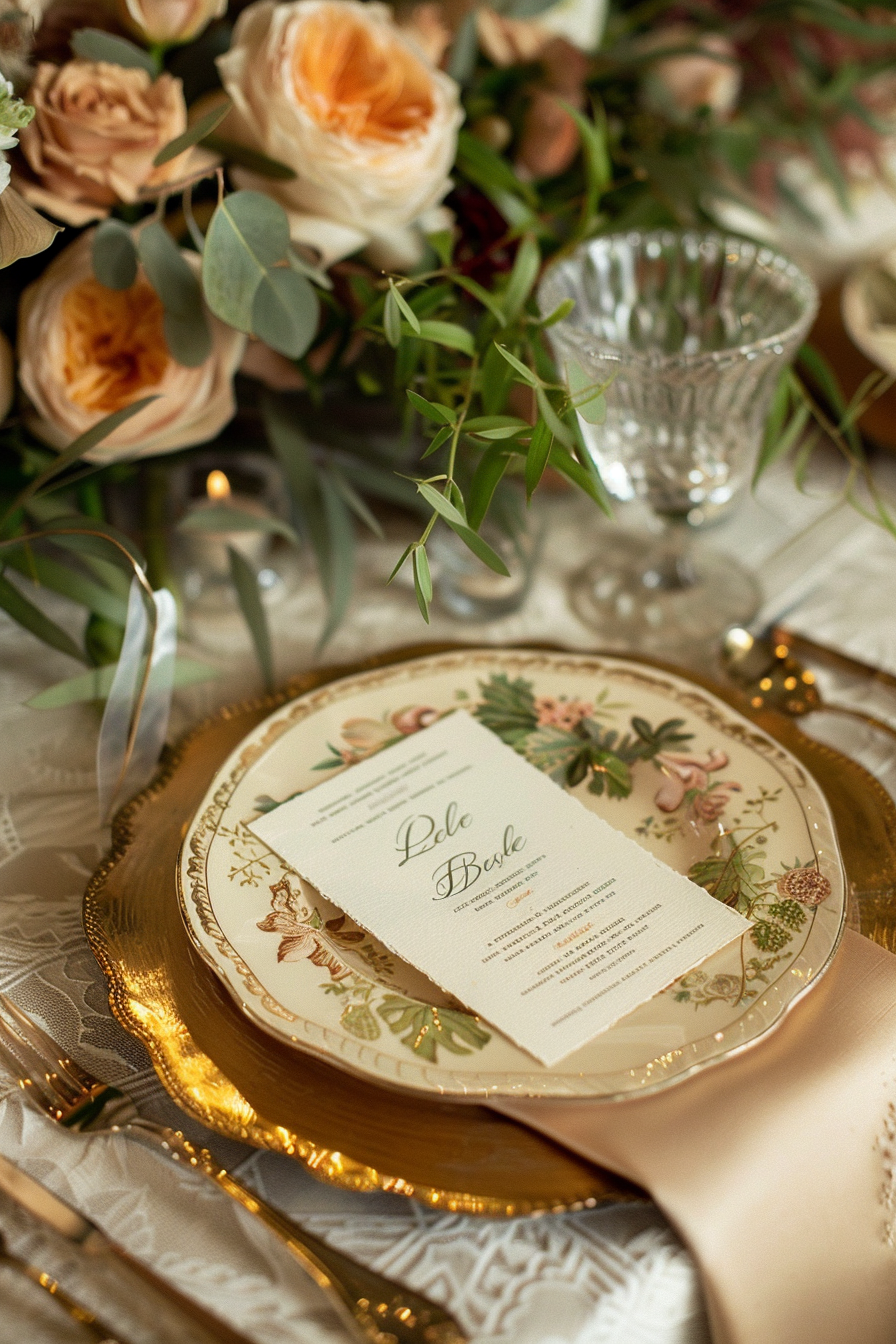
[83,641,896,1215]
[176,648,847,1102]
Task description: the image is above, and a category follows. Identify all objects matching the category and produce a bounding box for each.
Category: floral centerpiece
[0,0,895,806]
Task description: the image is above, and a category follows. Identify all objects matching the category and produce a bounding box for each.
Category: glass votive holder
[171,451,295,613]
[431,506,541,622]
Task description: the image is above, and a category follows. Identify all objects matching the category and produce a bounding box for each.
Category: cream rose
[120,0,227,45]
[18,230,245,462]
[217,0,463,264]
[641,25,740,119]
[477,0,606,66]
[18,60,191,227]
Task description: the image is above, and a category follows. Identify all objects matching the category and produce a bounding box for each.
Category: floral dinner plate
[178,650,846,1099]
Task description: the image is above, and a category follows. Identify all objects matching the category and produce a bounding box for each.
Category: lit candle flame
[206,470,231,502]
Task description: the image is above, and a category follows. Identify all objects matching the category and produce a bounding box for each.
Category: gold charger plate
[84,643,896,1215]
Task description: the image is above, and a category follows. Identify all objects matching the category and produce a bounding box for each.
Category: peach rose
[217,0,463,264]
[477,0,606,65]
[641,25,740,119]
[399,3,452,65]
[120,0,226,45]
[17,59,192,226]
[18,230,245,462]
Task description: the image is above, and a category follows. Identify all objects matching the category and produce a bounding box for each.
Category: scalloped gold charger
[179,649,845,1101]
[84,644,896,1213]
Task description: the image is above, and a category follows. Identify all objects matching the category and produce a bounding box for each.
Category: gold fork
[0,1225,125,1344]
[0,993,466,1344]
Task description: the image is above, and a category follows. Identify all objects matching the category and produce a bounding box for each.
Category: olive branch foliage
[2,0,896,704]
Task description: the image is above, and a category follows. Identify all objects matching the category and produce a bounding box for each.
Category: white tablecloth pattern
[1,457,894,1344]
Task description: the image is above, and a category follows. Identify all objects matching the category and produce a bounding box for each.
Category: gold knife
[0,1152,260,1344]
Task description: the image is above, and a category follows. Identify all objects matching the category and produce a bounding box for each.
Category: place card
[250,711,750,1067]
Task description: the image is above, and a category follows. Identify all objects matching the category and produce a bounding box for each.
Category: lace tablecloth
[2,461,895,1344]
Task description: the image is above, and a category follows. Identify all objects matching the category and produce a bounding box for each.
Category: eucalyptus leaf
[540,297,575,328]
[426,229,454,268]
[481,341,515,415]
[339,460,420,510]
[566,361,608,425]
[454,274,506,325]
[317,472,355,650]
[0,568,86,663]
[413,543,432,602]
[0,186,61,270]
[153,99,232,167]
[203,135,297,179]
[467,448,509,530]
[329,467,383,539]
[228,546,274,691]
[753,402,810,486]
[4,550,128,624]
[252,266,318,359]
[383,285,402,347]
[421,424,452,458]
[549,443,613,516]
[469,424,528,440]
[798,343,862,456]
[535,386,575,448]
[287,247,333,290]
[178,504,299,544]
[137,221,211,367]
[406,390,455,425]
[0,398,157,530]
[202,190,290,333]
[806,120,850,214]
[494,343,541,387]
[463,416,528,432]
[387,542,414,584]
[525,419,552,500]
[449,521,511,576]
[416,481,467,528]
[262,393,356,644]
[389,282,420,334]
[26,655,219,709]
[862,264,896,328]
[501,234,540,323]
[412,545,431,622]
[71,27,156,75]
[92,219,138,291]
[410,320,475,357]
[13,515,148,573]
[456,129,536,206]
[447,10,478,83]
[564,101,611,233]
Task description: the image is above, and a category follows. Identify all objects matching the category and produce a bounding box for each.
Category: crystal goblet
[539,230,818,650]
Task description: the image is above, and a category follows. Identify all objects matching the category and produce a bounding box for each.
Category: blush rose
[119,0,227,45]
[18,59,193,226]
[18,230,245,462]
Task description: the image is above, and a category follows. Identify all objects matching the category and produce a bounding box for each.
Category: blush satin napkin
[493,929,896,1344]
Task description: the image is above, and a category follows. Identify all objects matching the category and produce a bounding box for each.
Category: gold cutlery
[723,625,896,744]
[0,992,466,1344]
[0,1149,258,1344]
[0,1223,126,1343]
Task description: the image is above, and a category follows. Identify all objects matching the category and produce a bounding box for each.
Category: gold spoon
[722,625,896,743]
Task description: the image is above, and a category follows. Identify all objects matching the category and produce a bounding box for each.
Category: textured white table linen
[1,457,894,1344]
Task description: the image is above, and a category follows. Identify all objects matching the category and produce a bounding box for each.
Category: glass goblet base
[570,527,761,654]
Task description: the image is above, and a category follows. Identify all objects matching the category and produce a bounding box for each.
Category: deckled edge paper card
[250,711,750,1067]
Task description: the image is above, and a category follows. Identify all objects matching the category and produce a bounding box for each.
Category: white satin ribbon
[96,578,177,822]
